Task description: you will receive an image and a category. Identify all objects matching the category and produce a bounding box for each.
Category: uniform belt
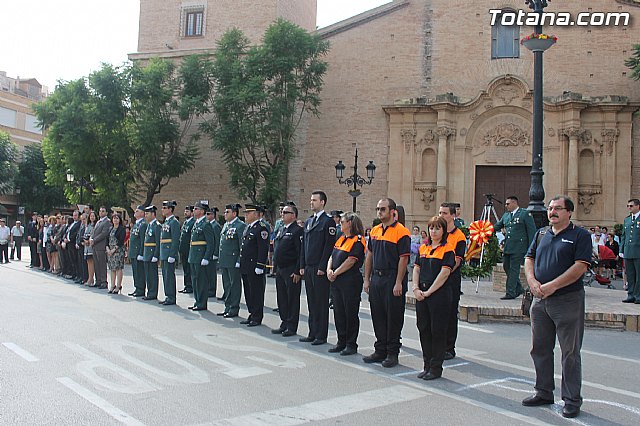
[373,269,396,277]
[144,243,157,247]
[160,239,172,243]
[190,241,207,246]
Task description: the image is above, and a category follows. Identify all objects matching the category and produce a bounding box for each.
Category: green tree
[625,44,640,80]
[0,131,19,194]
[14,144,66,213]
[203,19,329,212]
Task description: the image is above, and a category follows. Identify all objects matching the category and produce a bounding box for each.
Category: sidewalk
[406,279,640,332]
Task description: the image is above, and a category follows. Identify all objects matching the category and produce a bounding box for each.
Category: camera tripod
[473,194,501,293]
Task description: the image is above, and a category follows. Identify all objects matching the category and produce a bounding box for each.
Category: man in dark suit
[299,191,337,345]
[272,203,303,336]
[90,206,113,289]
[63,210,81,281]
[26,213,39,268]
[239,204,270,326]
[128,205,147,297]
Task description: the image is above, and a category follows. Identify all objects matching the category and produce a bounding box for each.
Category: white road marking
[2,342,39,362]
[57,377,146,426]
[197,385,427,425]
[582,349,640,365]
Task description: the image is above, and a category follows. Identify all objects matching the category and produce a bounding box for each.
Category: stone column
[563,127,582,206]
[436,126,455,206]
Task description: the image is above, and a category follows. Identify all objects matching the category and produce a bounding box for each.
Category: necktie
[311,215,317,229]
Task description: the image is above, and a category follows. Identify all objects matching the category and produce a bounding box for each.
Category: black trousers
[42,247,50,270]
[416,285,452,375]
[304,265,331,341]
[242,272,266,323]
[10,237,22,259]
[331,276,363,349]
[369,274,406,356]
[0,244,8,263]
[79,248,88,282]
[446,273,462,353]
[67,244,79,278]
[275,265,302,333]
[29,240,39,266]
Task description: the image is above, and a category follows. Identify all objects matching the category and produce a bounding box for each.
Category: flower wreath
[459,221,500,279]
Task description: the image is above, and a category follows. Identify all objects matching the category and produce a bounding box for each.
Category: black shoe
[340,347,357,356]
[160,300,176,306]
[444,351,455,360]
[635,300,640,305]
[422,371,441,380]
[328,345,346,353]
[272,307,279,312]
[522,395,554,407]
[271,328,285,334]
[417,369,429,379]
[622,297,635,303]
[299,336,315,343]
[180,288,193,294]
[500,295,516,300]
[282,330,296,337]
[216,312,226,316]
[98,283,108,289]
[363,352,386,364]
[142,296,157,301]
[381,354,399,368]
[247,321,261,327]
[311,339,326,346]
[217,296,225,301]
[240,319,251,325]
[190,306,207,311]
[223,313,238,318]
[129,292,144,297]
[562,405,580,418]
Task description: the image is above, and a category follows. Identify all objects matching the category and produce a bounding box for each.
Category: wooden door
[473,166,531,221]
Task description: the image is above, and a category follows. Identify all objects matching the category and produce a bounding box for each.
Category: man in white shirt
[0,219,10,263]
[10,220,24,260]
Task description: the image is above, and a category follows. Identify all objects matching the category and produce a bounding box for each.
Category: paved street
[1,258,639,425]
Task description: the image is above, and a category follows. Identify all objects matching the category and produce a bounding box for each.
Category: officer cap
[162,200,177,208]
[279,202,286,207]
[194,201,209,211]
[135,205,146,212]
[210,206,219,214]
[330,210,344,217]
[244,204,263,213]
[185,205,195,212]
[144,205,157,213]
[286,200,297,207]
[225,203,242,213]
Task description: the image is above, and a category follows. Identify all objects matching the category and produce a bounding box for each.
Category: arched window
[491,10,520,59]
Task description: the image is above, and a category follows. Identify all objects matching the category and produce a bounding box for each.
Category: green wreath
[457,225,501,279]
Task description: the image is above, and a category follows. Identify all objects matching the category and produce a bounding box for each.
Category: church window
[181,4,206,38]
[491,11,520,59]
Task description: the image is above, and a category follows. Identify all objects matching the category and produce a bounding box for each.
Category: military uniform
[128,208,147,296]
[621,211,640,303]
[273,221,303,333]
[188,204,215,310]
[207,211,222,298]
[160,201,181,305]
[219,206,246,317]
[494,207,537,299]
[454,217,465,228]
[142,207,161,300]
[240,206,270,325]
[179,209,195,293]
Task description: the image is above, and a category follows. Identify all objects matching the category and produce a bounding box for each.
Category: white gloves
[212,255,219,260]
[137,255,144,261]
[255,268,264,275]
[168,257,176,264]
[201,259,209,266]
[235,262,240,268]
[151,257,158,263]
[619,253,624,259]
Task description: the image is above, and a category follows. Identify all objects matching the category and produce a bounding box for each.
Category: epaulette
[260,221,267,228]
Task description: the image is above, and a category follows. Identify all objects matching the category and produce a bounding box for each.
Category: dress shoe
[142,296,157,301]
[417,369,429,379]
[522,394,554,407]
[340,347,357,356]
[223,313,238,318]
[216,312,226,316]
[247,321,261,327]
[311,339,326,346]
[362,352,386,364]
[281,330,296,337]
[381,354,399,368]
[444,351,455,360]
[191,306,207,311]
[635,300,640,305]
[271,328,286,334]
[328,345,346,353]
[187,305,195,310]
[179,288,193,294]
[622,297,635,303]
[129,292,144,297]
[299,336,315,343]
[272,307,279,312]
[217,296,225,301]
[160,300,176,306]
[98,283,108,289]
[562,404,580,418]
[240,319,251,325]
[422,371,441,380]
[500,295,516,300]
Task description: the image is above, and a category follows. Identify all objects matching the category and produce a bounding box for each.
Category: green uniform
[143,219,161,299]
[160,215,181,303]
[219,218,246,316]
[188,217,215,309]
[128,218,147,295]
[621,212,640,302]
[494,208,537,298]
[179,216,195,292]
[207,219,222,298]
[454,217,465,228]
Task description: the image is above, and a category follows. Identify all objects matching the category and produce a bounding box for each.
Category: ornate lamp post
[66,171,94,205]
[522,0,555,228]
[335,149,376,212]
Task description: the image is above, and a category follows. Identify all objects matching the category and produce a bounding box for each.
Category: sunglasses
[375,207,388,212]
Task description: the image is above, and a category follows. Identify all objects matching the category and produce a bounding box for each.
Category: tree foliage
[203,19,329,211]
[34,57,210,210]
[625,44,640,81]
[0,131,19,194]
[14,143,66,213]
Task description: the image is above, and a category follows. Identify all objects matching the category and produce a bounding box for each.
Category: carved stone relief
[578,187,602,215]
[401,128,417,153]
[601,129,619,156]
[436,126,456,139]
[495,86,519,105]
[414,183,437,211]
[482,123,531,146]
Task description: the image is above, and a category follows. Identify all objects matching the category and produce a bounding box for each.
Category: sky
[0,0,391,91]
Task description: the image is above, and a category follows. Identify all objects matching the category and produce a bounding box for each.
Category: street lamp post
[66,172,93,205]
[523,0,553,228]
[334,149,376,212]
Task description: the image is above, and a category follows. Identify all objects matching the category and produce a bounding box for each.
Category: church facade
[131,0,640,226]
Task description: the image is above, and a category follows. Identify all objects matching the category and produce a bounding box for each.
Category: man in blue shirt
[523,195,592,419]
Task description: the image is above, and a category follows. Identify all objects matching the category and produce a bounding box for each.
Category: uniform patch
[329,227,336,236]
[261,230,269,239]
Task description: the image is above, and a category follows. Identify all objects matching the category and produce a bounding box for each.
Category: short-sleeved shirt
[447,227,467,279]
[526,222,592,296]
[368,221,411,271]
[331,235,366,282]
[415,242,455,290]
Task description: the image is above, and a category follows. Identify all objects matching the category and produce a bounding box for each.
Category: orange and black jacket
[368,221,411,271]
[331,235,366,282]
[415,242,455,291]
[447,227,467,278]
